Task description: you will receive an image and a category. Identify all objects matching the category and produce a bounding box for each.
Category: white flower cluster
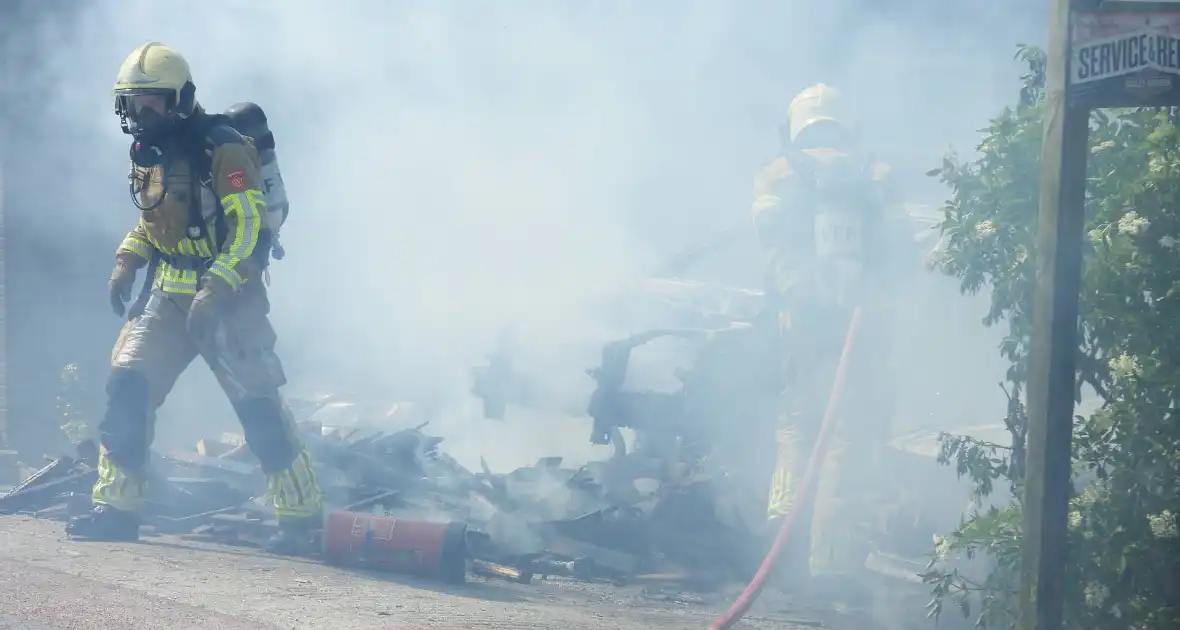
[973,219,996,239]
[1108,353,1141,380]
[1148,510,1178,540]
[1117,211,1150,236]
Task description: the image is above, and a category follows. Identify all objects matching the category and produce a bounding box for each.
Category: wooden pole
[1018,0,1089,628]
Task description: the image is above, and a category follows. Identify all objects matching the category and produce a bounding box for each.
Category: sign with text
[1070,11,1180,106]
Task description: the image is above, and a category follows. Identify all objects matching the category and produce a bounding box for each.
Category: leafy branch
[57,362,94,444]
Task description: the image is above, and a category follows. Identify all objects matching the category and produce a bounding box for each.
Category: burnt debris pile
[0,394,762,589]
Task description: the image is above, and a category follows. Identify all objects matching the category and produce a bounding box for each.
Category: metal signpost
[1021,2,1180,629]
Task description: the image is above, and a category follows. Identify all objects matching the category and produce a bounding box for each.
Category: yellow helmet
[113,42,196,137]
[785,83,854,144]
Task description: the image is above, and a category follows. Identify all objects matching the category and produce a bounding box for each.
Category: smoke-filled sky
[2,0,1040,471]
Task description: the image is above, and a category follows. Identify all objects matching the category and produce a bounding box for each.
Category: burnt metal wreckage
[465,208,1011,604]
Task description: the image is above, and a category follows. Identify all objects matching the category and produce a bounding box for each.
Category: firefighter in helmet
[66,42,322,554]
[752,83,906,587]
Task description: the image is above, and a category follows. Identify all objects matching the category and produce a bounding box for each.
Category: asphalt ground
[0,516,824,630]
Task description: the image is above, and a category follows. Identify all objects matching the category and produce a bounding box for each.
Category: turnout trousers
[766,304,894,578]
[92,279,321,521]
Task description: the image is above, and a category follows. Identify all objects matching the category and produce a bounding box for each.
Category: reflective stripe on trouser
[768,422,865,575]
[92,447,148,513]
[268,447,322,519]
[93,445,324,518]
[767,330,838,523]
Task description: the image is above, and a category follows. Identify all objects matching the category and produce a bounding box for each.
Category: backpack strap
[182,114,233,248]
[126,250,161,321]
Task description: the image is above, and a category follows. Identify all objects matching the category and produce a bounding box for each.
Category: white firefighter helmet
[785,83,855,143]
[113,42,196,137]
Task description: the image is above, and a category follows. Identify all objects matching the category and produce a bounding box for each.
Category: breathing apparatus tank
[224,101,288,260]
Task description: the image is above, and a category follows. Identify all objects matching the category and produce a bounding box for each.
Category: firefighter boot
[265,513,322,556]
[66,504,140,542]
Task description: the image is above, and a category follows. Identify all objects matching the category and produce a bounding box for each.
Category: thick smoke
[3,1,1041,475]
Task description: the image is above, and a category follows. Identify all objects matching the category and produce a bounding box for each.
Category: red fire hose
[707,306,865,630]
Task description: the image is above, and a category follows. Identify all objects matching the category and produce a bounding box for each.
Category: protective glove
[187,277,231,344]
[108,262,138,317]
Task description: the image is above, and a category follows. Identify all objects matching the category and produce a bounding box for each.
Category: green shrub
[923,45,1180,629]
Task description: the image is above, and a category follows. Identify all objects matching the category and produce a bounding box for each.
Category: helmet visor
[116,88,174,117]
[115,88,178,137]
